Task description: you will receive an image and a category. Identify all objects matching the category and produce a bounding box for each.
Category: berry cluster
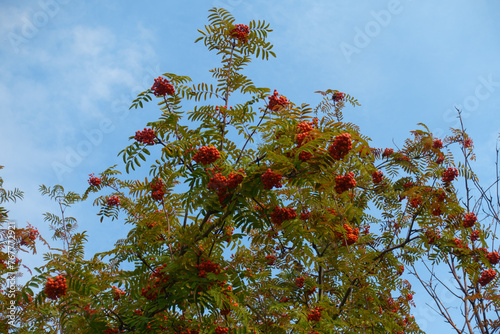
[300,210,311,221]
[307,306,323,322]
[433,139,443,149]
[442,167,459,183]
[215,326,229,334]
[464,138,472,148]
[270,206,297,227]
[20,224,39,246]
[134,128,156,145]
[332,92,345,102]
[372,171,383,184]
[334,172,356,194]
[463,212,477,228]
[88,173,101,186]
[470,230,480,242]
[112,286,125,301]
[107,196,120,207]
[151,177,165,201]
[196,259,221,278]
[409,195,422,208]
[452,238,469,253]
[463,138,473,148]
[230,24,250,43]
[335,223,359,246]
[487,251,500,265]
[265,255,276,266]
[382,148,394,157]
[261,169,283,190]
[82,304,96,316]
[268,89,289,111]
[295,276,305,288]
[431,205,442,216]
[45,275,67,300]
[328,133,352,160]
[478,269,497,286]
[206,168,246,205]
[141,263,169,300]
[192,146,220,165]
[151,76,175,97]
[436,154,445,164]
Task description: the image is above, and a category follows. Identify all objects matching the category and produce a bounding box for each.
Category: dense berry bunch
[141,264,169,300]
[431,205,442,216]
[268,89,289,111]
[300,210,311,221]
[410,195,422,208]
[487,251,500,265]
[295,276,305,288]
[452,238,469,251]
[434,188,446,202]
[307,306,323,322]
[442,167,459,183]
[372,171,383,184]
[45,275,67,300]
[229,24,250,43]
[20,224,39,246]
[215,326,229,334]
[332,92,345,102]
[382,148,394,157]
[196,259,221,278]
[112,286,125,301]
[463,212,477,228]
[433,139,443,149]
[265,255,276,265]
[107,196,120,207]
[436,154,445,164]
[334,172,356,194]
[88,173,101,186]
[192,146,220,165]
[227,169,245,189]
[478,269,497,286]
[270,206,297,226]
[261,169,283,190]
[463,138,473,148]
[335,223,359,246]
[151,177,165,201]
[470,230,480,242]
[134,128,156,145]
[328,133,352,160]
[151,76,175,97]
[206,168,245,205]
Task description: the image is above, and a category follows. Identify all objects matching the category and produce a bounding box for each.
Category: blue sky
[1,0,500,332]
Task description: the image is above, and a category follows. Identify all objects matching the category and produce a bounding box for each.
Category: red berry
[478,269,496,286]
[261,169,283,190]
[151,76,175,97]
[134,128,156,145]
[463,213,477,228]
[268,90,289,111]
[328,133,352,160]
[107,196,120,207]
[88,173,101,186]
[192,146,220,165]
[229,24,250,43]
[487,251,500,265]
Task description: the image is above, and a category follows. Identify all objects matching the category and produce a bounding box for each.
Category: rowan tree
[2,7,500,334]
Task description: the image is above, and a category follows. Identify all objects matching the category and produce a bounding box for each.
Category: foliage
[1,8,500,334]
